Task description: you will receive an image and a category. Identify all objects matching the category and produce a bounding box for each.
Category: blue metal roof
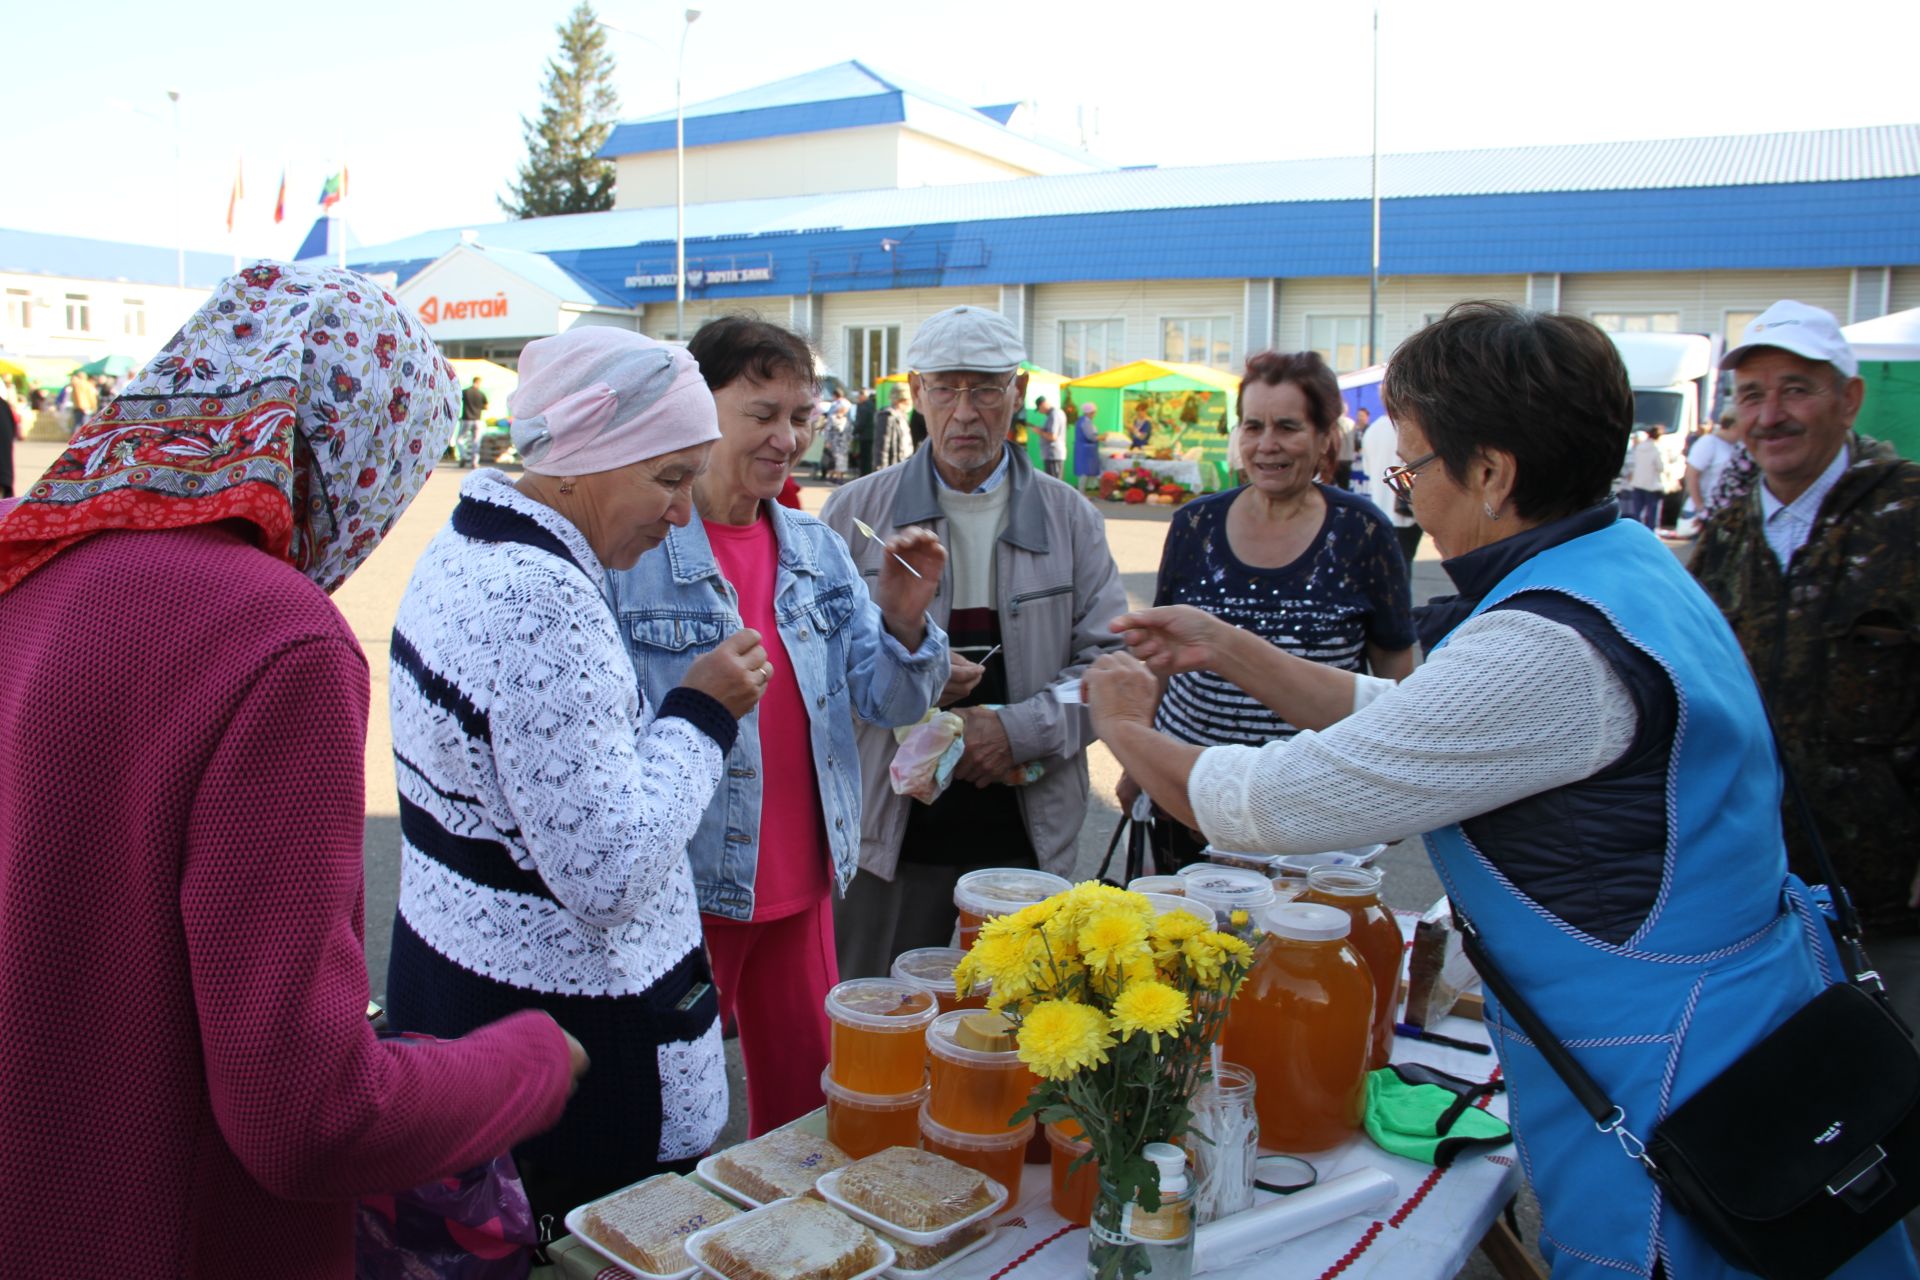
[470,244,629,309]
[598,60,1101,170]
[343,123,1920,308]
[0,227,238,289]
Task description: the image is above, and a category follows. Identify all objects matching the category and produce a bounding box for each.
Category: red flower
[312,330,330,346]
[373,333,397,369]
[356,467,377,488]
[248,299,265,313]
[344,332,360,347]
[240,265,282,289]
[386,388,410,424]
[408,438,423,454]
[346,291,362,303]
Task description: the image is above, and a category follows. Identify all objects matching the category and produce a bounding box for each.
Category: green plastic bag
[1363,1063,1512,1167]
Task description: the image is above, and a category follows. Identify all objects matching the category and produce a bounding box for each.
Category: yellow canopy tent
[447,359,519,423]
[1063,360,1240,486]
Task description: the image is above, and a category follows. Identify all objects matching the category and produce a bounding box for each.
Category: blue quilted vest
[1424,519,1916,1278]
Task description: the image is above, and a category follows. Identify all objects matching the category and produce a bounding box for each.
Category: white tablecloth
[1129,456,1211,492]
[551,917,1515,1280]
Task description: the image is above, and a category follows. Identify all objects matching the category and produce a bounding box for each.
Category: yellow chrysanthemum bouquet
[953,881,1254,1215]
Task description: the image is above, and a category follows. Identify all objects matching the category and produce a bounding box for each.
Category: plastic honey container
[953,868,1071,950]
[819,1068,928,1160]
[891,947,988,1014]
[925,1010,1038,1136]
[920,1106,1033,1202]
[1046,1119,1098,1227]
[825,978,939,1096]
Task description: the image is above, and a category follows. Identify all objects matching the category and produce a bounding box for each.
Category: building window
[1305,315,1382,373]
[1162,316,1233,369]
[1059,318,1124,380]
[4,289,30,331]
[123,299,147,338]
[845,325,900,390]
[64,293,91,333]
[1724,310,1761,339]
[1591,312,1680,334]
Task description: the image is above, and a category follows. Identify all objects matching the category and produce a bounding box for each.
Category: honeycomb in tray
[711,1128,851,1203]
[579,1173,738,1274]
[692,1197,883,1280]
[835,1146,995,1232]
[883,1218,991,1271]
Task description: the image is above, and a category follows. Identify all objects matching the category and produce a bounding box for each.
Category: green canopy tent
[1062,359,1241,488]
[1842,309,1920,461]
[77,354,137,378]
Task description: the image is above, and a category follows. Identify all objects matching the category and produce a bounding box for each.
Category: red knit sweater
[0,524,574,1277]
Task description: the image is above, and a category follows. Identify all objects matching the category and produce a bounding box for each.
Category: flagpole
[337,164,347,271]
[231,156,243,274]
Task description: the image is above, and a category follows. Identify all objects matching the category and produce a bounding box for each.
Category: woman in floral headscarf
[0,261,585,1280]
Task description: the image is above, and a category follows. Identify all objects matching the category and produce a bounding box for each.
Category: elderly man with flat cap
[823,306,1128,976]
[1691,301,1920,1022]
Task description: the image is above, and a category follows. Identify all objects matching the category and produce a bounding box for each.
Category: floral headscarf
[0,260,455,596]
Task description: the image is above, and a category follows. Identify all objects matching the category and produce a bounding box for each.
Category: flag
[319,170,344,209]
[274,169,286,224]
[226,162,244,233]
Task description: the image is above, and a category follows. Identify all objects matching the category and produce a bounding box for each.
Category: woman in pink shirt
[606,317,950,1135]
[0,262,585,1279]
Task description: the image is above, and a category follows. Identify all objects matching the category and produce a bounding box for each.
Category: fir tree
[502,2,621,218]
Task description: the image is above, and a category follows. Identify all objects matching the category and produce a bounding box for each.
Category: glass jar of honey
[952,868,1071,951]
[1296,865,1401,1070]
[1222,903,1373,1152]
[825,978,938,1096]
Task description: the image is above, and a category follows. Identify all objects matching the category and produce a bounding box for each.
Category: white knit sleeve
[487,564,723,927]
[1189,609,1640,853]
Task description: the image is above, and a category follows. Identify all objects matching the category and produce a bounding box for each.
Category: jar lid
[919,1103,1035,1150]
[953,868,1072,917]
[891,947,966,990]
[825,978,939,1030]
[1182,867,1277,914]
[1263,902,1352,941]
[819,1066,930,1110]
[925,1008,1026,1067]
[1304,865,1385,896]
[1138,892,1197,921]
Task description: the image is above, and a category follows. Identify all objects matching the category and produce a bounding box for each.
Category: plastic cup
[1126,875,1188,896]
[1181,866,1277,929]
[1046,1121,1098,1226]
[891,946,988,1014]
[826,979,939,1095]
[919,1105,1032,1202]
[953,868,1072,950]
[925,1009,1039,1136]
[820,1068,928,1160]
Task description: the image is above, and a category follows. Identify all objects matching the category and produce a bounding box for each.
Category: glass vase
[1086,1174,1194,1280]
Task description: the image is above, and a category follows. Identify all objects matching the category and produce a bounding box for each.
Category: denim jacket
[604,502,948,921]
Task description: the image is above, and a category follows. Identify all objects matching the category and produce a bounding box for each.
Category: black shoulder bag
[1455,757,1920,1280]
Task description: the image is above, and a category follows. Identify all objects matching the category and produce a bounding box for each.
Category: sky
[3,0,1915,261]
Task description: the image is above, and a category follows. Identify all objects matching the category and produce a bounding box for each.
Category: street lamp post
[675,8,700,343]
[1366,4,1380,368]
[168,89,183,289]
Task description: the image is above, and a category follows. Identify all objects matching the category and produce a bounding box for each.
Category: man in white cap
[822,305,1128,977]
[1691,300,1920,981]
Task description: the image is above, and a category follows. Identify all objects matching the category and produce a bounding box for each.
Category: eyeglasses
[1382,452,1439,499]
[920,378,1015,410]
[1733,383,1835,415]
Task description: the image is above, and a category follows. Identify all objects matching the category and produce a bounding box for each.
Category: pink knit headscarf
[508,329,718,476]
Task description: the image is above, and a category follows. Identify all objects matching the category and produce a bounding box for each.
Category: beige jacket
[821,444,1128,880]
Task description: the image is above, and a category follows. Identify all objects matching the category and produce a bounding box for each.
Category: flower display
[953,880,1256,1230]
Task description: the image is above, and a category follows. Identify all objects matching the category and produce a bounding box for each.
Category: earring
[1483,502,1501,520]
[558,479,575,496]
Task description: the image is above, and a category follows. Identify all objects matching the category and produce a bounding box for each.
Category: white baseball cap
[1720,300,1858,379]
[905,305,1025,373]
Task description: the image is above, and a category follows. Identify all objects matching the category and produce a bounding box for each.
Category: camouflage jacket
[1690,434,1920,936]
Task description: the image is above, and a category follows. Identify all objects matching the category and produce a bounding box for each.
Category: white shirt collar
[935,442,1013,494]
[1759,440,1850,522]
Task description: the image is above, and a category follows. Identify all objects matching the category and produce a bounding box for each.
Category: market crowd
[0,261,1914,1280]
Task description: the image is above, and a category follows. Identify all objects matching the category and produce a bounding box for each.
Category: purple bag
[355,1152,536,1280]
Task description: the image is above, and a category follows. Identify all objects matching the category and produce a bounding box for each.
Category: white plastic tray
[684,1197,897,1280]
[813,1165,1009,1246]
[883,1224,1001,1278]
[564,1174,739,1280]
[693,1152,765,1208]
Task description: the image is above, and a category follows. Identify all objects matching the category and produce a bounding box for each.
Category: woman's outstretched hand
[1085,652,1161,741]
[1110,605,1227,677]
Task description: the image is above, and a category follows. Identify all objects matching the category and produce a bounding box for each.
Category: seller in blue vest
[1082,301,1918,1279]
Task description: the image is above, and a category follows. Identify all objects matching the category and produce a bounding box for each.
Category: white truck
[1606,331,1721,524]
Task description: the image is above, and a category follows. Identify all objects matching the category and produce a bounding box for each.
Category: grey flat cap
[905,305,1025,372]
